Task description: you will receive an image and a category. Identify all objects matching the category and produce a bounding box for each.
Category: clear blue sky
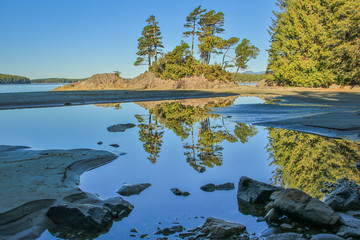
[0,0,277,79]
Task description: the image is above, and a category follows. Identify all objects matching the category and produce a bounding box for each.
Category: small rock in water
[97,141,103,145]
[310,233,344,240]
[215,182,235,190]
[129,234,137,237]
[266,232,306,240]
[107,123,136,132]
[109,144,120,148]
[117,183,152,196]
[140,233,148,238]
[200,183,216,192]
[171,188,190,197]
[130,228,139,233]
[155,225,184,236]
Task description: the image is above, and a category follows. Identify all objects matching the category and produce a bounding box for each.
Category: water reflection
[267,128,360,199]
[134,97,259,172]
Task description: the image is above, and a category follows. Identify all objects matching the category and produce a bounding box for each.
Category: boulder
[237,176,282,204]
[265,232,306,240]
[323,184,360,211]
[336,212,360,239]
[200,217,246,239]
[116,183,151,196]
[46,204,112,232]
[171,188,190,197]
[270,189,342,227]
[310,234,344,240]
[101,197,134,220]
[107,123,136,133]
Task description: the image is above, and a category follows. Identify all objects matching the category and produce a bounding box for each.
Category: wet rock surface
[265,232,306,240]
[201,182,235,192]
[116,183,152,196]
[155,225,184,236]
[107,123,136,132]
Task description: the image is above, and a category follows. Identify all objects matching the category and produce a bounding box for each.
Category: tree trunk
[222,47,230,69]
[232,66,240,81]
[191,19,196,57]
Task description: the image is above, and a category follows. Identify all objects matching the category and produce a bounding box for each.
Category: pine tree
[232,39,259,81]
[183,5,207,57]
[135,15,164,69]
[221,37,240,69]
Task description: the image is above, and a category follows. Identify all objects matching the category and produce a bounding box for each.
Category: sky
[0,0,277,79]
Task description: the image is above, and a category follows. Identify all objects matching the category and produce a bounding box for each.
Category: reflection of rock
[116,183,152,196]
[237,198,267,217]
[200,217,246,239]
[269,189,342,227]
[0,145,125,240]
[201,182,235,192]
[107,123,136,132]
[265,232,305,240]
[237,176,282,204]
[310,234,344,240]
[170,188,190,197]
[155,225,184,236]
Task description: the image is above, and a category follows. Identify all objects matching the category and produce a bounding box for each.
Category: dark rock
[323,184,360,211]
[107,123,136,132]
[155,225,184,236]
[200,217,246,239]
[46,204,112,232]
[264,208,281,224]
[116,183,151,196]
[130,228,138,233]
[156,237,168,240]
[260,227,283,238]
[215,182,235,190]
[237,176,282,204]
[179,232,196,238]
[310,233,344,240]
[336,212,360,239]
[237,198,267,217]
[140,233,148,238]
[265,232,306,240]
[201,183,216,192]
[130,234,137,237]
[97,141,103,145]
[270,189,342,227]
[101,197,134,220]
[171,188,190,197]
[109,144,120,148]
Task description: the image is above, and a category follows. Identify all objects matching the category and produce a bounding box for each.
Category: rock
[265,232,306,240]
[107,123,136,132]
[130,228,138,233]
[264,208,281,224]
[200,217,246,239]
[323,184,360,211]
[140,233,148,238]
[116,183,151,196]
[310,233,344,240]
[101,197,134,220]
[171,188,190,197]
[97,141,103,145]
[260,227,283,238]
[109,144,120,148]
[237,197,268,217]
[336,212,360,239]
[237,176,282,204]
[216,182,235,190]
[201,183,216,192]
[270,189,342,227]
[46,204,112,232]
[155,225,184,236]
[179,232,196,238]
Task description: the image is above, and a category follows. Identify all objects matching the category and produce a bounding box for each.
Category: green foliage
[267,128,360,199]
[31,78,87,83]
[232,39,260,80]
[232,73,267,82]
[0,73,30,84]
[268,0,360,87]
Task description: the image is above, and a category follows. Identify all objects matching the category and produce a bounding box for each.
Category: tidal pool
[0,95,358,239]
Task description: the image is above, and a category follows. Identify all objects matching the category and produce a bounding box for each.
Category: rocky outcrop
[269,189,342,227]
[54,72,239,91]
[116,183,152,196]
[200,217,247,239]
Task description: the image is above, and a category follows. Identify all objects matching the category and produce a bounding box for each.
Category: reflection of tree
[267,128,360,199]
[234,123,258,144]
[135,114,164,163]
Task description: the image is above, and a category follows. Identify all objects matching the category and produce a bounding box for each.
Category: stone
[140,233,148,238]
[323,184,360,211]
[200,183,216,192]
[46,204,112,232]
[155,225,184,236]
[101,197,134,220]
[264,208,281,224]
[107,123,136,133]
[97,141,103,145]
[200,217,246,239]
[270,189,342,227]
[179,232,196,238]
[171,188,190,197]
[310,234,344,240]
[265,232,306,240]
[237,176,282,204]
[116,183,151,196]
[260,227,283,238]
[336,212,360,239]
[109,144,120,148]
[215,182,235,190]
[130,228,138,233]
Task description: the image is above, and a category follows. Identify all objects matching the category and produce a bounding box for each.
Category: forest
[0,73,30,84]
[31,78,87,83]
[134,6,259,82]
[267,0,360,87]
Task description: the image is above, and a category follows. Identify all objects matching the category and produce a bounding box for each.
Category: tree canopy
[0,74,30,84]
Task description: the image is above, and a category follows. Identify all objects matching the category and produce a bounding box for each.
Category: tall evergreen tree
[221,37,240,69]
[198,10,225,64]
[183,5,207,57]
[232,39,259,81]
[134,15,163,69]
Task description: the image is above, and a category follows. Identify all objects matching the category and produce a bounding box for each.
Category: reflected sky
[0,83,64,93]
[0,96,273,239]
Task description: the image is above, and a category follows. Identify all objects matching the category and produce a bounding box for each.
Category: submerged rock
[171,188,190,197]
[200,217,247,239]
[116,183,152,196]
[107,123,136,133]
[155,225,184,236]
[201,183,216,192]
[269,189,342,227]
[201,182,235,192]
[237,176,282,204]
[109,144,120,148]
